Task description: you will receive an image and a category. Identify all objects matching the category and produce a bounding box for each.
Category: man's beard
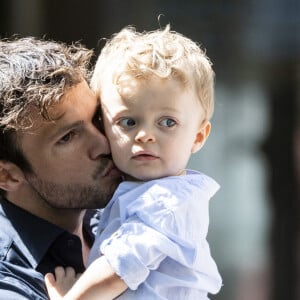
[24,167,116,209]
[16,146,119,209]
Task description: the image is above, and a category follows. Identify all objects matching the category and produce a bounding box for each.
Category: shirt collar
[0,198,97,269]
[1,198,64,269]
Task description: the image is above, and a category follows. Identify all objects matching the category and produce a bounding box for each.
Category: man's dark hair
[0,37,94,194]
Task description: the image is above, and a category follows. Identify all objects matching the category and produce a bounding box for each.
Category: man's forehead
[18,81,97,136]
[18,102,64,134]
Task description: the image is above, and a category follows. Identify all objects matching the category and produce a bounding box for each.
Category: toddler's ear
[191,121,211,154]
[0,160,25,192]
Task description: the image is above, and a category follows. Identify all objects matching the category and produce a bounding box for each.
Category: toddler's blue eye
[118,118,136,128]
[160,118,176,127]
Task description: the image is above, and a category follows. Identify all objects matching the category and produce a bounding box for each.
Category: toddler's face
[100,77,210,181]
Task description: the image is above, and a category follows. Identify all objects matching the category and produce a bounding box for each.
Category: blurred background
[0,0,299,299]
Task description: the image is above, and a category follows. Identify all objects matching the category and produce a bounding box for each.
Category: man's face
[17,81,121,209]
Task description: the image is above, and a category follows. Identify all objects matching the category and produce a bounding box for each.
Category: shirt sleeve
[101,215,196,290]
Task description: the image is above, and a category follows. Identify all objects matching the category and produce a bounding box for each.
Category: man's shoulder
[0,202,38,284]
[0,201,14,259]
[0,260,48,300]
[0,200,50,299]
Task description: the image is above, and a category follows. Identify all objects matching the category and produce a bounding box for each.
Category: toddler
[45,25,222,300]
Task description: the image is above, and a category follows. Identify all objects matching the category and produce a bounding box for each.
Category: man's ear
[0,160,25,192]
[191,121,211,154]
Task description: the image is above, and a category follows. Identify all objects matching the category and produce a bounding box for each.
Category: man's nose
[89,127,110,160]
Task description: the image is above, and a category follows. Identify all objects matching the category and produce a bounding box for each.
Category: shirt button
[67,239,75,247]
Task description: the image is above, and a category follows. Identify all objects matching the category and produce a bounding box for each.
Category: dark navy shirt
[0,198,98,299]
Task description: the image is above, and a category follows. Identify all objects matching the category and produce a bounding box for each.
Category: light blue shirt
[88,170,222,299]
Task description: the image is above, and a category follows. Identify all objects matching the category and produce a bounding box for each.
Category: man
[0,37,122,299]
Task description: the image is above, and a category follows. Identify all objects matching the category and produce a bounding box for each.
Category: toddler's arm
[45,256,128,300]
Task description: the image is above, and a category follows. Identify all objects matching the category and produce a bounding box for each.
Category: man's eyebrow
[50,120,84,139]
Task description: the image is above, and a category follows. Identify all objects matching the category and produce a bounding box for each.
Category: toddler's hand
[45,266,81,300]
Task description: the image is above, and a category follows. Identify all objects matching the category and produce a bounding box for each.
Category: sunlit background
[1,1,299,299]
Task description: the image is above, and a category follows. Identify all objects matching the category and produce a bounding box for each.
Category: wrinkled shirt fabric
[88,170,222,299]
